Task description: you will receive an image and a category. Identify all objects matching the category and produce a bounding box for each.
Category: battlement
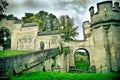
[22,22,38,27]
[89,1,120,26]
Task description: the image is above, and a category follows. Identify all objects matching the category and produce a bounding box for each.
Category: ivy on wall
[60,44,71,55]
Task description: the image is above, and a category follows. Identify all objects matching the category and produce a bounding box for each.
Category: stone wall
[11,23,38,51]
[89,1,120,26]
[0,19,61,51]
[0,48,68,77]
[34,32,61,51]
[89,1,120,73]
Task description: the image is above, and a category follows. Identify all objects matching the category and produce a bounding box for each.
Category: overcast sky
[4,0,120,40]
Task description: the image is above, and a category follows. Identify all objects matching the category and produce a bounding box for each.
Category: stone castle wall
[0,19,61,51]
[88,1,120,72]
[89,1,120,26]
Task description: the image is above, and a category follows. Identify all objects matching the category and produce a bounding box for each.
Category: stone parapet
[89,1,120,26]
[38,30,60,36]
[0,48,60,77]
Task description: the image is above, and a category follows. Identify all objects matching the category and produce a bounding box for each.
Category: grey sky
[4,0,120,40]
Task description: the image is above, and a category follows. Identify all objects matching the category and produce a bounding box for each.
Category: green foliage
[61,47,71,55]
[60,15,78,41]
[0,14,20,21]
[0,0,13,20]
[74,52,89,70]
[7,14,20,21]
[0,50,28,57]
[60,43,71,54]
[0,0,9,14]
[10,72,120,80]
[22,12,78,41]
[22,11,61,31]
[63,47,71,55]
[51,48,60,55]
[0,27,11,50]
[75,61,89,70]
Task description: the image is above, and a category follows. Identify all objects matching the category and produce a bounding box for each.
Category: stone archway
[74,48,90,71]
[0,27,11,50]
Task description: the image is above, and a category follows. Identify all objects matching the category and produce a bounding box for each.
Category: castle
[0,1,120,73]
[0,19,61,51]
[88,1,120,72]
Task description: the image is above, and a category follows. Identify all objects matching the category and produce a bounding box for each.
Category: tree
[59,15,78,41]
[7,14,20,21]
[38,11,49,31]
[22,13,35,23]
[0,0,9,14]
[22,11,61,31]
[48,13,60,31]
[22,11,48,31]
[0,0,9,20]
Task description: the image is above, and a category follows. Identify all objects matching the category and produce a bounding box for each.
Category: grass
[75,61,89,70]
[0,50,28,57]
[10,72,120,80]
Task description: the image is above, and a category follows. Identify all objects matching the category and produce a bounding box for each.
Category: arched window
[40,41,44,50]
[0,27,11,50]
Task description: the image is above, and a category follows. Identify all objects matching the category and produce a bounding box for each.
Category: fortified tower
[89,1,120,72]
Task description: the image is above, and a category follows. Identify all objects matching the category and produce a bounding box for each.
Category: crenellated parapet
[89,1,120,27]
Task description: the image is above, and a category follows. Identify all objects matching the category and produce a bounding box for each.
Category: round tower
[89,1,120,73]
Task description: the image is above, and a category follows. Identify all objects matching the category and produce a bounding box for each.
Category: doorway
[74,48,90,71]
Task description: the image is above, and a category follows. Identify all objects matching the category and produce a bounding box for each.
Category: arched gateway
[74,48,90,71]
[64,40,95,72]
[0,27,11,50]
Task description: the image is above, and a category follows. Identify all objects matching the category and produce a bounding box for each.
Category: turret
[89,6,94,17]
[97,1,112,13]
[89,1,120,72]
[89,1,120,27]
[113,2,120,11]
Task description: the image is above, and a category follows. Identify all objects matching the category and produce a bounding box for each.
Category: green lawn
[75,61,89,70]
[0,50,28,57]
[10,72,120,80]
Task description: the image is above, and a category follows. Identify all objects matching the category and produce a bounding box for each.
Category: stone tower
[89,1,120,72]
